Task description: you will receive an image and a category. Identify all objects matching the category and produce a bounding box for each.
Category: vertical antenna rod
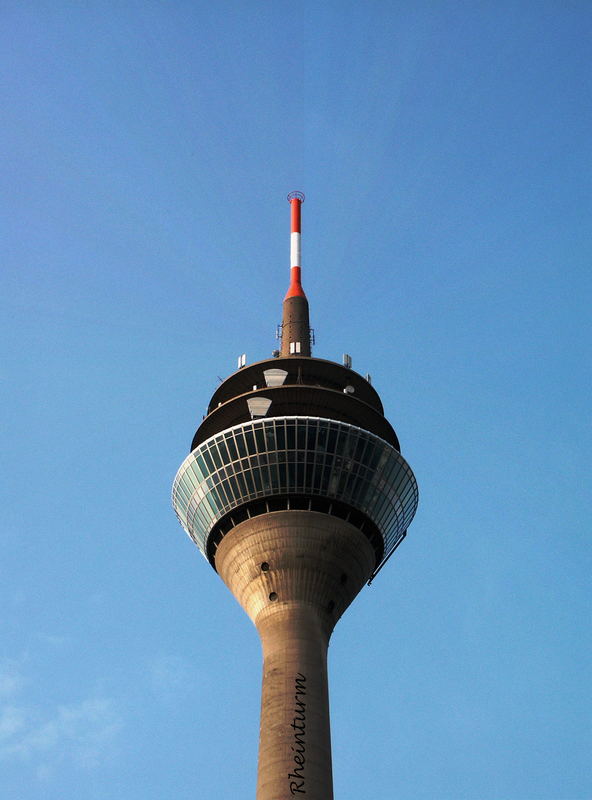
[281,191,311,356]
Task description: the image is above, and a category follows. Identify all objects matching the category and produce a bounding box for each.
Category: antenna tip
[287,190,305,203]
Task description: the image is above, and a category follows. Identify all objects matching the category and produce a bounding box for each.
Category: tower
[172,193,418,800]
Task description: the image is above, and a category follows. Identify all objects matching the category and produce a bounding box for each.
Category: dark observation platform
[192,356,400,452]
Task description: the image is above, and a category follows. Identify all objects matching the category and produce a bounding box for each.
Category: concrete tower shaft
[216,511,375,800]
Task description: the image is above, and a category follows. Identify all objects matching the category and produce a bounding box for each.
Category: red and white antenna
[285,191,306,299]
[281,191,311,357]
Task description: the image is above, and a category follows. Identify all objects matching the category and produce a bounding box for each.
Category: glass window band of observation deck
[172,416,418,568]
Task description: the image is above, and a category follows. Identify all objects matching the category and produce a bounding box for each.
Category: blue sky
[1,2,590,798]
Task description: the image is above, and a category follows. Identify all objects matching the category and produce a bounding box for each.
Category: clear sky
[1,2,590,799]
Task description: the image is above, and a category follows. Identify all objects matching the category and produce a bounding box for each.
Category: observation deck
[192,356,399,450]
[173,415,418,580]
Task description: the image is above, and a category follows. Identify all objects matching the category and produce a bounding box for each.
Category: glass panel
[252,468,262,492]
[348,474,365,504]
[227,476,239,502]
[223,480,236,509]
[296,422,306,449]
[326,426,337,453]
[235,472,247,496]
[215,480,230,509]
[189,462,204,484]
[286,422,296,450]
[380,458,396,487]
[217,438,229,463]
[328,471,339,494]
[191,505,209,535]
[376,449,390,473]
[323,461,334,492]
[182,469,196,490]
[346,466,360,490]
[306,423,317,451]
[337,468,349,495]
[207,487,222,513]
[315,423,326,452]
[287,461,296,489]
[243,470,255,495]
[275,420,286,450]
[244,428,255,454]
[254,425,266,453]
[353,434,367,463]
[260,462,272,491]
[210,445,222,470]
[312,455,323,490]
[235,430,247,458]
[268,461,280,490]
[365,443,381,470]
[265,424,276,452]
[389,468,407,496]
[202,449,215,472]
[225,432,238,461]
[195,453,208,476]
[296,462,305,488]
[400,485,414,505]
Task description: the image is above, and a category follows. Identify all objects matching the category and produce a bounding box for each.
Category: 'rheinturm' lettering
[289,673,307,795]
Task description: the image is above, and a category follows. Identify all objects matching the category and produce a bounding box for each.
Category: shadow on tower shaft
[172,193,418,800]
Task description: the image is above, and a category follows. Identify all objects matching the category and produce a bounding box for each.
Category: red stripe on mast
[291,197,301,233]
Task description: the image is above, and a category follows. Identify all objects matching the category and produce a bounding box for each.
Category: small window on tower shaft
[289,342,301,354]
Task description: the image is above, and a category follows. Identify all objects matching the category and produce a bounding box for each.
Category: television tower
[172,193,418,800]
